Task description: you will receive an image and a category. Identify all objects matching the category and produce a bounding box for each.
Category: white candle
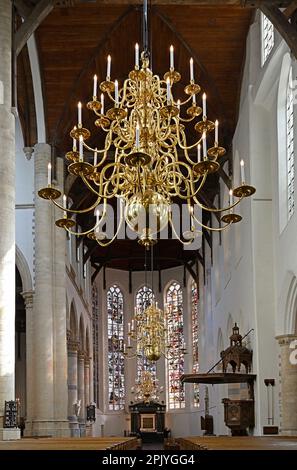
[47,162,51,186]
[170,45,174,70]
[202,132,207,158]
[100,93,104,115]
[177,99,180,111]
[229,189,233,206]
[197,143,201,162]
[128,322,131,333]
[215,120,219,144]
[114,79,119,106]
[93,74,97,98]
[131,319,135,330]
[240,159,245,183]
[128,336,131,347]
[192,93,196,105]
[202,93,207,117]
[190,57,194,82]
[72,135,77,151]
[123,343,126,354]
[63,194,67,217]
[94,148,98,166]
[135,43,139,68]
[78,102,82,127]
[106,55,111,80]
[79,135,83,162]
[135,122,140,148]
[166,77,171,105]
[95,207,100,226]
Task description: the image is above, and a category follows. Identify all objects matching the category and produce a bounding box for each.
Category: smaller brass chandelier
[124,300,187,362]
[131,370,163,404]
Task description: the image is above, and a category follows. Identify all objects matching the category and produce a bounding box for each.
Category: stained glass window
[107,285,125,411]
[166,282,185,409]
[191,281,199,407]
[92,285,99,406]
[261,13,274,66]
[287,66,295,220]
[135,286,156,380]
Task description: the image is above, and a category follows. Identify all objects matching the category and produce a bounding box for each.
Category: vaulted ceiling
[18,2,254,272]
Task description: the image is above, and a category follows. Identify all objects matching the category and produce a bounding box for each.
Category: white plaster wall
[15,119,34,282]
[202,12,297,436]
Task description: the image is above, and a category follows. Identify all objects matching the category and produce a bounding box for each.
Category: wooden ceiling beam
[260,4,297,60]
[14,0,32,19]
[284,0,297,18]
[91,263,102,283]
[14,0,55,56]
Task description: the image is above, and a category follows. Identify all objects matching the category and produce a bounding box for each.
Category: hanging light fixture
[124,245,187,362]
[131,370,163,404]
[38,0,255,247]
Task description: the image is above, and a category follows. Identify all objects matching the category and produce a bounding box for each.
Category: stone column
[21,291,34,435]
[277,335,297,435]
[77,351,86,436]
[67,332,80,437]
[32,145,70,436]
[0,0,20,440]
[52,157,69,435]
[84,357,90,407]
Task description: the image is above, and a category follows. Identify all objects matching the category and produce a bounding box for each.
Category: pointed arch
[135,285,156,380]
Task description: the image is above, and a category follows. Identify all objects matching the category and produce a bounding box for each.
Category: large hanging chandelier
[38,1,255,247]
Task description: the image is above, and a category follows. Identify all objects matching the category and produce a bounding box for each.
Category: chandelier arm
[174,95,193,107]
[175,120,203,150]
[169,214,201,245]
[83,131,113,155]
[193,194,243,213]
[178,115,198,123]
[95,203,125,247]
[51,195,102,214]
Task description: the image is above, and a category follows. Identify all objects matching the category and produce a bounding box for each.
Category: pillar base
[0,428,21,440]
[79,422,86,437]
[69,419,80,437]
[24,420,70,437]
[280,429,297,436]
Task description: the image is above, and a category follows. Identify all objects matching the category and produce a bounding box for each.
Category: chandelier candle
[229,189,233,206]
[240,159,245,184]
[170,45,174,70]
[135,123,140,148]
[215,120,219,145]
[93,74,97,99]
[63,194,67,218]
[115,80,119,106]
[100,93,104,115]
[72,134,77,151]
[77,102,82,127]
[202,93,207,118]
[94,148,98,166]
[197,143,201,163]
[202,132,207,158]
[190,58,194,82]
[47,162,51,186]
[166,77,171,105]
[79,135,83,162]
[135,43,139,69]
[106,55,111,81]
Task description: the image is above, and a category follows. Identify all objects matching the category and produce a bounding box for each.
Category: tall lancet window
[166,281,185,409]
[191,280,200,407]
[261,13,274,66]
[287,66,295,220]
[107,285,125,410]
[135,286,156,379]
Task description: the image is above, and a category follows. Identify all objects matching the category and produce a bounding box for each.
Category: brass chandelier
[124,300,187,362]
[38,2,255,247]
[131,370,163,404]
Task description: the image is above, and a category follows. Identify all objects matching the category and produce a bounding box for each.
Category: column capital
[78,351,85,361]
[276,334,297,346]
[21,290,34,308]
[67,338,79,353]
[84,357,91,367]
